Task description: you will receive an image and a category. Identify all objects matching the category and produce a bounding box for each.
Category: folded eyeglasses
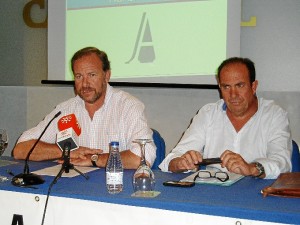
[193,170,229,182]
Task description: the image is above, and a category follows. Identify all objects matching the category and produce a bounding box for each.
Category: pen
[195,157,222,166]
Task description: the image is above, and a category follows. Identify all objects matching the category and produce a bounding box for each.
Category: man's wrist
[91,153,108,167]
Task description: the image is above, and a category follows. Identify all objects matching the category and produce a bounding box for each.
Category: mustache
[228,97,241,102]
[81,87,95,92]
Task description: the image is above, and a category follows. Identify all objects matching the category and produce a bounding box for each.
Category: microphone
[12,111,62,187]
[56,114,81,152]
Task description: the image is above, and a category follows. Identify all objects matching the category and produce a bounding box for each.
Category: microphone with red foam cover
[56,114,81,151]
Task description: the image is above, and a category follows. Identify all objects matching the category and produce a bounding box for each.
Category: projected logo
[126,12,155,64]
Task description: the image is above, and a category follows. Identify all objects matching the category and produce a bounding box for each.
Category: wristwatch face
[91,154,99,167]
[91,154,98,162]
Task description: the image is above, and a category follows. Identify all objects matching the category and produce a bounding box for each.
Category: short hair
[217,57,256,83]
[71,47,111,73]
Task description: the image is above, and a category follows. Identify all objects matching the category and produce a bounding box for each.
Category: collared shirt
[159,98,292,179]
[18,85,156,165]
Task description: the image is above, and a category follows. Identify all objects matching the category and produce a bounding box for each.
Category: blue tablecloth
[1,158,299,224]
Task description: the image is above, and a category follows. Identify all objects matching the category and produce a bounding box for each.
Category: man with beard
[159,57,292,179]
[13,47,156,169]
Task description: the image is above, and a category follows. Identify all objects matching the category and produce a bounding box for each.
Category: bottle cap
[110,141,119,147]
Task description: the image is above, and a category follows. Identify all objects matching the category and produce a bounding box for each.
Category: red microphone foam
[58,114,81,136]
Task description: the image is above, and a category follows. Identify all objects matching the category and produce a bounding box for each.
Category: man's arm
[13,140,103,161]
[13,140,62,161]
[122,101,156,167]
[95,150,141,169]
[68,150,142,169]
[220,150,266,178]
[159,105,210,172]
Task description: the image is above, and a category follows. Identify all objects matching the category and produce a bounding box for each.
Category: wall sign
[23,0,47,28]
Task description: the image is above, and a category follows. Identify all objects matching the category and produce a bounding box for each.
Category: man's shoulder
[259,98,288,118]
[259,98,287,112]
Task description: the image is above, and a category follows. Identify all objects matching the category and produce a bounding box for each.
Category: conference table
[0,157,299,225]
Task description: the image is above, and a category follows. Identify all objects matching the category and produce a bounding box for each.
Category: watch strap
[92,160,97,167]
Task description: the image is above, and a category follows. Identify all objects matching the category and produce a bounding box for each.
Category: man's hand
[70,147,102,160]
[168,150,202,172]
[57,146,103,166]
[220,150,262,177]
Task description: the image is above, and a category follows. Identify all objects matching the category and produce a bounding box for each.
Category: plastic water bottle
[106,141,123,194]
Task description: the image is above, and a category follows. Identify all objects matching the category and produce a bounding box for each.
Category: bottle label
[106,172,123,185]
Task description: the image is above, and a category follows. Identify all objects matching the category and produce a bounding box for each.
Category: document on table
[32,165,99,178]
[181,167,244,186]
[0,159,17,167]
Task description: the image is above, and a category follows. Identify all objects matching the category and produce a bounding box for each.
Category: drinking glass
[0,129,8,158]
[0,129,9,181]
[132,139,155,195]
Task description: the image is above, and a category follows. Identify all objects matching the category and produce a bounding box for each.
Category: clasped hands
[57,146,103,167]
[169,150,256,176]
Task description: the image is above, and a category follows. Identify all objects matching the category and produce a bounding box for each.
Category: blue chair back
[292,140,300,172]
[151,129,166,169]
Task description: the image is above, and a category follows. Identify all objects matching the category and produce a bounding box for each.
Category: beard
[78,87,102,104]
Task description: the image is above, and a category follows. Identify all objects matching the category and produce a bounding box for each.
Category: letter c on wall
[23,0,47,28]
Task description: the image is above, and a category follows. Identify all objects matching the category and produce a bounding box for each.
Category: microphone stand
[12,111,62,187]
[53,142,89,184]
[41,142,89,225]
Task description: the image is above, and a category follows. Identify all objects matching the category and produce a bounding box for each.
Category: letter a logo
[11,214,24,225]
[126,12,155,64]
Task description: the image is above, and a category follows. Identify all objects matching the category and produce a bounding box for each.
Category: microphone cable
[41,160,66,225]
[41,175,56,225]
[41,143,87,225]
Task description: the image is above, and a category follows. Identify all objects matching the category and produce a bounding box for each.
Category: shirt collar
[222,101,227,111]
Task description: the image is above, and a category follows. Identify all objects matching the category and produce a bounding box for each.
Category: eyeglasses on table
[193,170,229,182]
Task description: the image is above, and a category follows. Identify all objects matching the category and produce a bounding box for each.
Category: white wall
[241,0,300,92]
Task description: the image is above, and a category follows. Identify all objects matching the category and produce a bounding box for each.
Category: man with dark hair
[159,57,292,179]
[13,47,156,169]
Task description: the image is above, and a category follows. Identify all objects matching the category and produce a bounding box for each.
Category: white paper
[0,159,17,167]
[32,164,99,178]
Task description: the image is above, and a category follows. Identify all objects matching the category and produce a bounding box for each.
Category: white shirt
[18,85,156,165]
[159,98,292,179]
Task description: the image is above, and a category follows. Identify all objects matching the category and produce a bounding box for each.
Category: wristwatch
[254,162,265,177]
[91,154,99,167]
